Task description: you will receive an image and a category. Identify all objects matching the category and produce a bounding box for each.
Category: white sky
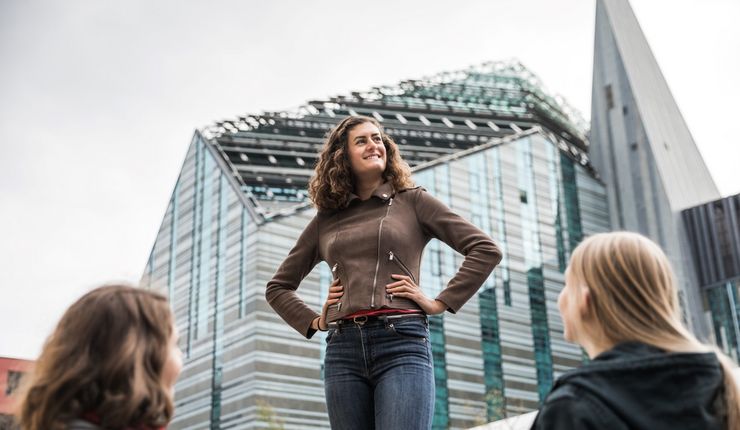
[1,0,738,359]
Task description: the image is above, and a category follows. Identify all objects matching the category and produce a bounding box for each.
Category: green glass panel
[528,267,553,402]
[210,173,228,427]
[706,282,740,360]
[429,315,449,430]
[560,154,583,250]
[197,149,214,339]
[479,288,505,420]
[187,138,203,356]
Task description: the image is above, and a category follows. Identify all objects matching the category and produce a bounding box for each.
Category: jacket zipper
[388,251,417,284]
[370,197,393,308]
[331,263,342,312]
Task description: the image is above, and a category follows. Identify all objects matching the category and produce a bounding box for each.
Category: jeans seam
[359,325,370,377]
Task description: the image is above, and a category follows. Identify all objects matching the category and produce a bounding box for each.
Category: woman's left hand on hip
[386,274,446,315]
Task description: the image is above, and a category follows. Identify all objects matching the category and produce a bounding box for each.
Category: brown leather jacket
[266,182,503,338]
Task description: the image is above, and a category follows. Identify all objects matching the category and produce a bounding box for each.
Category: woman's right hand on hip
[319,279,343,330]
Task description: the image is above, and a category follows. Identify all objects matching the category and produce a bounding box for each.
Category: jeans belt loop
[327,321,341,332]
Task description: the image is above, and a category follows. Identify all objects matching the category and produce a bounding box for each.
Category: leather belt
[329,312,427,327]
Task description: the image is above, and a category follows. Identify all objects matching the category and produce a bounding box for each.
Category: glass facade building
[142,62,609,429]
[683,194,740,361]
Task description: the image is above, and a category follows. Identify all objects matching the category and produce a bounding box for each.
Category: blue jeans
[324,316,435,430]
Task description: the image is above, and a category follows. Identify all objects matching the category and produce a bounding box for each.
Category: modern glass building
[683,194,740,361]
[141,61,609,429]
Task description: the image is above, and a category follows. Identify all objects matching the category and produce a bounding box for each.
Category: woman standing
[532,232,740,429]
[266,115,502,429]
[17,285,182,430]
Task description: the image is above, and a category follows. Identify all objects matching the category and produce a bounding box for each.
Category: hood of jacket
[537,341,725,430]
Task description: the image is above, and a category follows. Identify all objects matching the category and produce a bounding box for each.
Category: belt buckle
[353,315,368,325]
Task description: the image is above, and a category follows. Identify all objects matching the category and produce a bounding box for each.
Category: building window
[605,85,614,109]
[6,370,25,395]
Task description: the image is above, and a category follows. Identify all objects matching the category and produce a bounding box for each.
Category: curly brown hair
[309,115,414,211]
[17,284,175,430]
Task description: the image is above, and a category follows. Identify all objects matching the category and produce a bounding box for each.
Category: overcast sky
[1,0,738,359]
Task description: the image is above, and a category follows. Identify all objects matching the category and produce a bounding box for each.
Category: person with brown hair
[531,232,740,429]
[17,284,182,430]
[266,115,502,429]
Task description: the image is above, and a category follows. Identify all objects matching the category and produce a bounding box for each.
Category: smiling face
[346,121,387,181]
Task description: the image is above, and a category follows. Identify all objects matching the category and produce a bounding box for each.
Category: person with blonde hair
[531,231,740,429]
[266,115,502,429]
[17,284,182,430]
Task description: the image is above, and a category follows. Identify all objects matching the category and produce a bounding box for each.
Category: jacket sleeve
[414,188,502,313]
[265,215,322,339]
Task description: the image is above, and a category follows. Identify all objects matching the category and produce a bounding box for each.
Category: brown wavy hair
[309,115,414,211]
[567,232,740,429]
[17,284,175,430]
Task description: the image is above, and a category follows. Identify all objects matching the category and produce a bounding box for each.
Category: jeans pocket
[326,328,339,345]
[388,319,428,342]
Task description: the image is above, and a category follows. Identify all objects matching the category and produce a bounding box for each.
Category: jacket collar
[348,181,395,204]
[557,341,719,383]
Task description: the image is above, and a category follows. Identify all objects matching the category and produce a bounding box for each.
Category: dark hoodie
[531,342,726,430]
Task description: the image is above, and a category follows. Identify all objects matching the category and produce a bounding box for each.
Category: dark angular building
[683,194,740,360]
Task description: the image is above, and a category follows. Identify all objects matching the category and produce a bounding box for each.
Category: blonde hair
[308,115,414,211]
[17,284,175,430]
[568,231,740,429]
